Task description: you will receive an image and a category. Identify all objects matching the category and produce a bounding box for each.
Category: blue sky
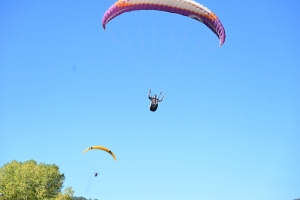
[0,1,299,199]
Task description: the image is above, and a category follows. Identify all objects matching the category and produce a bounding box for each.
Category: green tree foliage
[0,160,74,200]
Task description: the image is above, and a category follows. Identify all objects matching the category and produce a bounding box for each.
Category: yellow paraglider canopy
[82,146,116,161]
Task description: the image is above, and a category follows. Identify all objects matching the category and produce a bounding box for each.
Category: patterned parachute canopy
[102,0,226,46]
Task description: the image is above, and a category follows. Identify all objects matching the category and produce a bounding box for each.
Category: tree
[0,160,74,200]
[72,197,98,200]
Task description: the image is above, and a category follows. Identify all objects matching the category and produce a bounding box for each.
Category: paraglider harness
[148,90,164,112]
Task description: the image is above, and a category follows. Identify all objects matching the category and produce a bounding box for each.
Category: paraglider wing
[82,146,116,161]
[102,0,226,46]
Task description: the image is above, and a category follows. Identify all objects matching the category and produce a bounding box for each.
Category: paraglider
[82,146,116,161]
[102,0,226,46]
[102,0,226,110]
[148,89,164,112]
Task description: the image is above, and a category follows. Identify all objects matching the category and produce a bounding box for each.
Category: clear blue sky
[1,1,299,199]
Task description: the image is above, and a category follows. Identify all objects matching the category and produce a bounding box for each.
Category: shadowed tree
[72,197,87,200]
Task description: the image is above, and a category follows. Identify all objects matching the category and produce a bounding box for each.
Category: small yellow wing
[82,145,116,161]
